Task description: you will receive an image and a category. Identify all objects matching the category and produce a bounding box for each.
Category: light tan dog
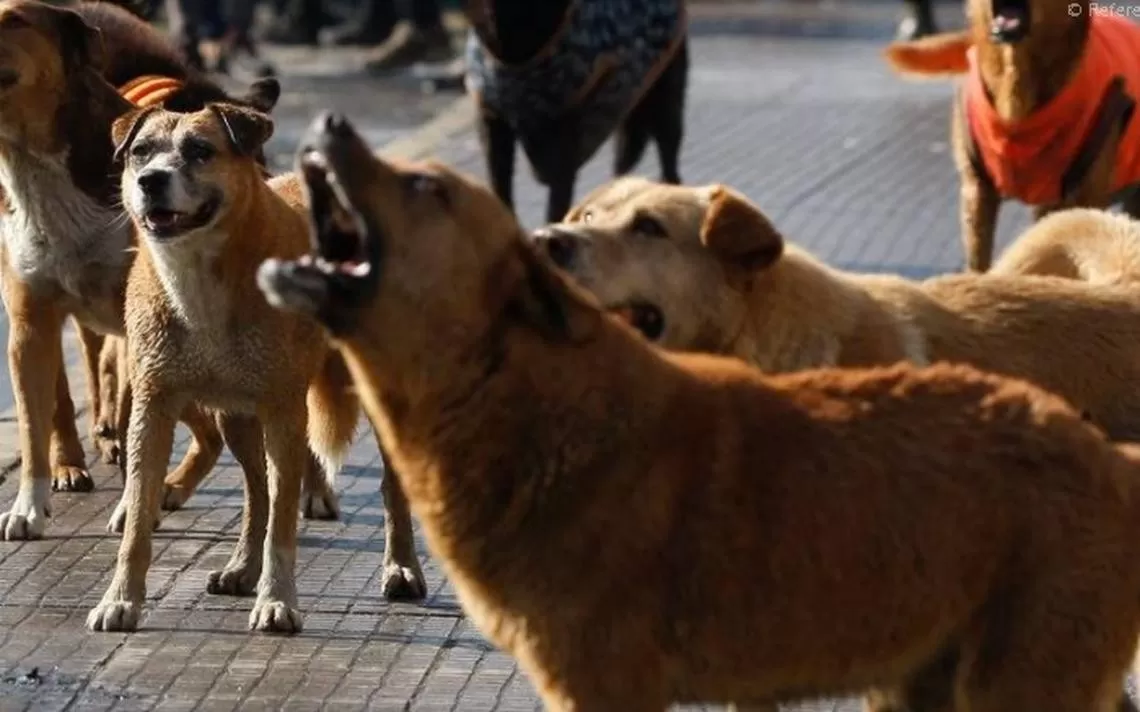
[86,104,426,635]
[532,177,1140,442]
[990,207,1140,284]
[256,112,1140,712]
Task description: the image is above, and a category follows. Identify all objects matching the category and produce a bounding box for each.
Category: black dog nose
[137,170,170,197]
[317,111,353,138]
[531,227,579,269]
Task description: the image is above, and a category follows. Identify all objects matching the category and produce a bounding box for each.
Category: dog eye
[181,141,215,164]
[403,173,448,204]
[129,141,155,161]
[631,214,666,238]
[580,210,594,224]
[630,303,664,340]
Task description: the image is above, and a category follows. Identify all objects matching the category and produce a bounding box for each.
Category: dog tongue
[147,210,183,228]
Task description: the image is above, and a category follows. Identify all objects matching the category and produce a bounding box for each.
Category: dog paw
[86,599,141,632]
[161,483,191,512]
[301,490,339,521]
[381,563,427,600]
[52,465,94,493]
[206,565,260,597]
[95,434,121,466]
[248,599,303,634]
[0,500,49,541]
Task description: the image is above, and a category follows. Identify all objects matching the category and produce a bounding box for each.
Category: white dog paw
[301,490,339,521]
[248,598,303,634]
[0,496,49,541]
[86,600,141,632]
[381,563,427,600]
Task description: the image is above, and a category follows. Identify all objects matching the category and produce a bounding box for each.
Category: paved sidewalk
[0,3,1091,711]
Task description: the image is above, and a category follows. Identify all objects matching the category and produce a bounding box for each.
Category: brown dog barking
[257,113,1140,711]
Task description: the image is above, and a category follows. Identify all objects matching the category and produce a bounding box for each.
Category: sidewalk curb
[379,94,475,161]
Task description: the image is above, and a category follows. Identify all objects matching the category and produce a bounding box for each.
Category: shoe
[364,23,454,76]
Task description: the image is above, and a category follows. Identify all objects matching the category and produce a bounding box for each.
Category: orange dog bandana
[964,14,1140,204]
[118,75,184,108]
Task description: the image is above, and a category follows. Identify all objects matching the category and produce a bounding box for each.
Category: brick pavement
[0,2,1111,710]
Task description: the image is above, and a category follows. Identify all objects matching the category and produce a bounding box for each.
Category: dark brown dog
[884,0,1140,272]
[257,113,1140,711]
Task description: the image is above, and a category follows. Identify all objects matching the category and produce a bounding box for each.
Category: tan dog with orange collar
[87,104,426,634]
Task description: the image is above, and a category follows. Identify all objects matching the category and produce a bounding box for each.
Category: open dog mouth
[990,0,1030,42]
[609,301,665,341]
[143,195,221,239]
[256,112,380,332]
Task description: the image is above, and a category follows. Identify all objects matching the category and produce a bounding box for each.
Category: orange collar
[118,75,184,108]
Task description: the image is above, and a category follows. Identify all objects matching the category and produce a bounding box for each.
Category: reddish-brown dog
[257,113,1140,711]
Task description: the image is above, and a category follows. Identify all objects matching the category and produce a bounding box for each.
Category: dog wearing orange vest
[884,0,1140,273]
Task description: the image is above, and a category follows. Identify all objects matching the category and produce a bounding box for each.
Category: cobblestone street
[0,1,1098,710]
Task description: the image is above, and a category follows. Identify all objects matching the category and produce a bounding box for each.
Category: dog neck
[733,249,864,371]
[969,11,1089,121]
[468,0,574,64]
[337,296,678,616]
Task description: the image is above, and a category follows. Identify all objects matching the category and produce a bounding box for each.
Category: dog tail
[306,352,361,483]
[883,31,972,76]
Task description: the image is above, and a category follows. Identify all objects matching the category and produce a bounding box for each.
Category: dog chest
[465,0,685,177]
[0,145,130,297]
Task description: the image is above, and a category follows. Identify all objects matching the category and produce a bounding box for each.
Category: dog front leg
[50,350,93,492]
[959,177,999,273]
[206,412,267,597]
[88,389,180,632]
[375,428,426,600]
[479,109,516,214]
[0,282,67,540]
[249,408,306,634]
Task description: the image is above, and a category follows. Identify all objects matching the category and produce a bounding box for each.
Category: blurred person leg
[264,0,331,45]
[364,0,453,76]
[327,0,397,46]
[166,0,207,71]
[896,0,936,40]
[217,0,276,77]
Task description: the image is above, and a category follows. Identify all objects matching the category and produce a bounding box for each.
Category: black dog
[464,0,689,223]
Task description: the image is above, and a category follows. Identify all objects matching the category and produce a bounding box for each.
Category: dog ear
[53,6,104,76]
[699,185,784,271]
[209,103,274,157]
[111,106,158,165]
[241,78,281,114]
[506,242,600,342]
